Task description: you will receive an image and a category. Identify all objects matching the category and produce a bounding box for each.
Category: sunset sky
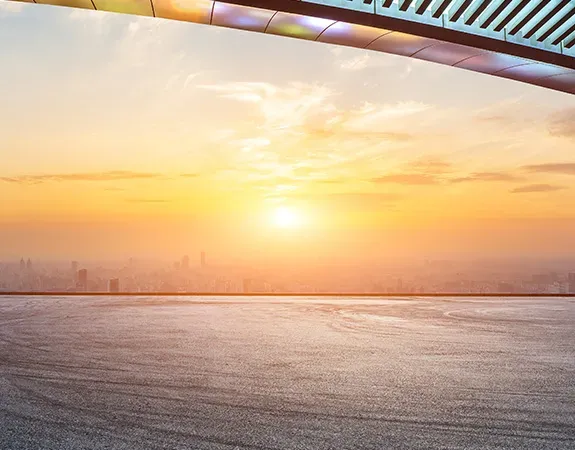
[1,1,575,263]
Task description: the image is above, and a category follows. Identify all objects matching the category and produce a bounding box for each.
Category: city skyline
[2,252,575,295]
[1,2,575,263]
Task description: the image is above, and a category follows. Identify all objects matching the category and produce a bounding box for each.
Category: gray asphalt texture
[0,296,574,450]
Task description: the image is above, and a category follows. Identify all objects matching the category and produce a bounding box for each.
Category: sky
[1,0,575,263]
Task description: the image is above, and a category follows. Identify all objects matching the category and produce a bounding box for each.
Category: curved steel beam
[8,0,575,94]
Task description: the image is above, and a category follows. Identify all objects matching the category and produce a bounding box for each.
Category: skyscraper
[182,255,190,270]
[569,273,575,294]
[243,278,252,293]
[108,278,120,293]
[26,258,32,271]
[19,258,25,272]
[77,269,88,292]
[201,251,206,269]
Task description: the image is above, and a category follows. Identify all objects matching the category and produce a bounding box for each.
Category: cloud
[450,172,521,183]
[321,192,399,204]
[125,198,170,203]
[408,158,453,174]
[522,163,575,175]
[68,11,187,73]
[68,7,111,35]
[304,127,413,142]
[237,137,271,152]
[346,102,430,125]
[510,184,567,194]
[0,1,25,14]
[371,174,439,185]
[548,108,575,138]
[333,47,396,74]
[198,82,279,104]
[200,83,429,140]
[183,72,204,90]
[330,47,344,57]
[315,178,347,184]
[339,54,371,71]
[473,98,526,125]
[288,192,400,211]
[0,171,164,184]
[199,81,435,182]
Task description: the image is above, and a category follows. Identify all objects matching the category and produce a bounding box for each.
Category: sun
[272,206,302,229]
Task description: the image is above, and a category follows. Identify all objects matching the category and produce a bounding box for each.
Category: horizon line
[0,292,574,298]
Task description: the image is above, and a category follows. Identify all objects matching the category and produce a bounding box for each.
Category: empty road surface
[0,296,574,449]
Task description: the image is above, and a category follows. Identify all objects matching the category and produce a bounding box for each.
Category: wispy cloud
[522,163,575,175]
[371,174,439,185]
[0,171,164,184]
[125,198,171,203]
[68,7,110,35]
[0,1,25,15]
[339,54,371,71]
[200,81,431,180]
[451,172,521,183]
[408,158,453,174]
[289,192,400,211]
[473,97,526,126]
[304,127,413,142]
[198,82,279,103]
[510,184,567,194]
[368,158,456,186]
[548,108,575,138]
[103,187,127,192]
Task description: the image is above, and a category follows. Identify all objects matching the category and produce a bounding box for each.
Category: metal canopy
[9,0,575,94]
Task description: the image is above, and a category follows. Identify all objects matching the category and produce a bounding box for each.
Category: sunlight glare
[272,206,302,229]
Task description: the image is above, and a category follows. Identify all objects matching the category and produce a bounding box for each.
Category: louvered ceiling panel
[369,0,575,55]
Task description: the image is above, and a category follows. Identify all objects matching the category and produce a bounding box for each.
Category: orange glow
[1,6,575,263]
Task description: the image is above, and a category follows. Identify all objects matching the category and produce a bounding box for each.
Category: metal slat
[480,0,512,29]
[449,0,473,22]
[399,0,415,12]
[432,0,454,18]
[537,6,575,42]
[551,20,575,45]
[524,0,570,39]
[415,0,433,15]
[493,0,530,32]
[508,0,551,35]
[464,0,493,25]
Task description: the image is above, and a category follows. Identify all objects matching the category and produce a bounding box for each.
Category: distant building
[26,258,32,271]
[498,282,515,293]
[182,255,190,270]
[243,278,252,293]
[71,261,78,275]
[569,273,575,294]
[19,258,25,272]
[108,278,120,293]
[77,269,88,292]
[201,251,206,269]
